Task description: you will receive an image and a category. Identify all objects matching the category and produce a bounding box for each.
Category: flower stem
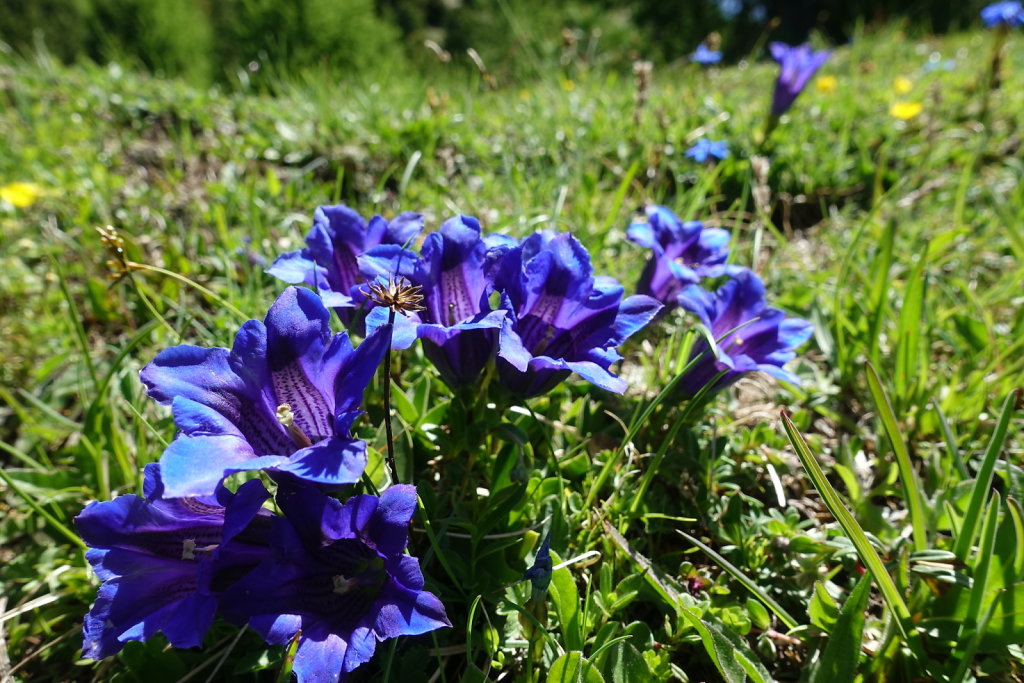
[382,308,400,484]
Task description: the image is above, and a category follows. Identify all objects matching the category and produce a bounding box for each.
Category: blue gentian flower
[493,232,662,397]
[267,205,424,325]
[524,532,553,602]
[627,205,740,306]
[220,484,449,683]
[76,464,272,659]
[676,268,813,395]
[981,1,1024,26]
[684,138,730,162]
[360,215,509,388]
[690,44,722,65]
[769,42,831,116]
[141,286,388,497]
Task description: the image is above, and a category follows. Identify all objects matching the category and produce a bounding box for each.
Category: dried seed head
[364,277,426,317]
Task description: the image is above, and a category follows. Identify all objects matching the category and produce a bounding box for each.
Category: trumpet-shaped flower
[141,286,388,497]
[769,42,831,116]
[267,205,423,325]
[981,1,1024,27]
[76,465,272,659]
[684,138,730,162]
[690,44,722,65]
[493,232,662,397]
[220,484,449,683]
[676,268,812,395]
[360,215,509,388]
[627,205,739,306]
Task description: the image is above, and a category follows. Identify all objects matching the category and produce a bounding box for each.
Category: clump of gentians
[267,205,423,327]
[78,286,449,683]
[627,206,811,396]
[684,138,730,163]
[766,42,831,137]
[690,43,722,65]
[362,216,662,398]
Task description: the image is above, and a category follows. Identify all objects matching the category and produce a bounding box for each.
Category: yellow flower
[560,78,575,92]
[0,182,43,208]
[890,101,923,120]
[815,75,837,94]
[892,76,913,94]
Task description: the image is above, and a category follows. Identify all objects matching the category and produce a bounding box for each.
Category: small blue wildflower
[76,464,272,659]
[220,484,449,683]
[140,287,388,497]
[267,205,423,326]
[981,1,1024,27]
[524,532,553,603]
[769,42,831,116]
[676,268,813,395]
[684,138,730,163]
[690,44,722,65]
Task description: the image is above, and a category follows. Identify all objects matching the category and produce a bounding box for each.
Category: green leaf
[677,609,771,683]
[547,652,605,683]
[953,390,1019,562]
[809,575,872,683]
[550,550,585,652]
[808,581,839,633]
[865,361,928,552]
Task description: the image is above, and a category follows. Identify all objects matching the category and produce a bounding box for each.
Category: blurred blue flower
[684,138,730,162]
[360,215,510,388]
[627,205,740,307]
[690,44,722,65]
[221,484,449,683]
[676,268,812,395]
[76,464,272,659]
[981,1,1024,26]
[769,42,831,116]
[141,287,387,497]
[267,205,423,326]
[493,232,662,397]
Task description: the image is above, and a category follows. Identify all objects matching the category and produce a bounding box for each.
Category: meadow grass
[1,23,1023,682]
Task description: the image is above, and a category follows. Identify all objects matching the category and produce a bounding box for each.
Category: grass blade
[865,361,928,552]
[780,412,912,627]
[678,530,799,630]
[952,390,1019,562]
[808,575,872,683]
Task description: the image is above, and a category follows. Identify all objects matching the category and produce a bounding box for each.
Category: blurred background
[0,0,992,87]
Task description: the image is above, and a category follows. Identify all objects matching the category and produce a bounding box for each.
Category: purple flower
[981,1,1024,27]
[220,484,449,683]
[627,205,739,306]
[684,138,730,162]
[361,215,509,388]
[494,232,662,397]
[76,464,272,659]
[140,286,388,498]
[769,42,831,116]
[676,269,812,395]
[267,205,424,325]
[690,44,722,65]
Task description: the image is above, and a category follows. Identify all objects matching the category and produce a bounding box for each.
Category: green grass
[1,23,1023,682]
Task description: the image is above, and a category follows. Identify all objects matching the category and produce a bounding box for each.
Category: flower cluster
[293,206,662,398]
[77,287,449,682]
[628,206,812,395]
